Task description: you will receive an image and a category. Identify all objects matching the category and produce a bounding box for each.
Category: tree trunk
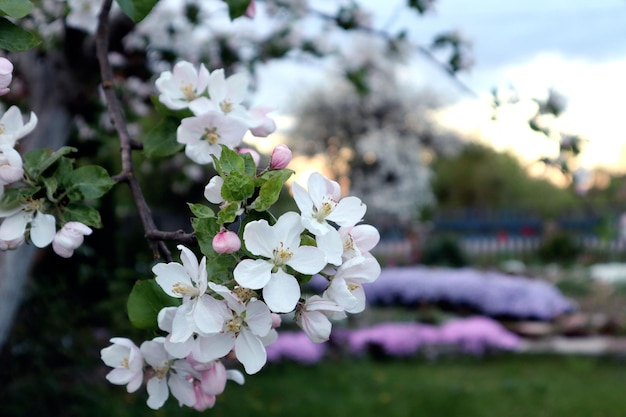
[0,49,74,349]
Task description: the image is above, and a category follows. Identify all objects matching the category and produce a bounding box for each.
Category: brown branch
[95,0,178,262]
[146,230,197,245]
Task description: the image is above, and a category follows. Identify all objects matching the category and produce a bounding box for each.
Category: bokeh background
[3,1,626,416]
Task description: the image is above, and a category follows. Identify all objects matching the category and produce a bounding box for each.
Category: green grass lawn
[91,354,626,417]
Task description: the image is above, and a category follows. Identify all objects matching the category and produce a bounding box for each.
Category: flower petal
[288,245,327,275]
[244,299,272,337]
[263,269,300,313]
[30,211,55,248]
[153,262,193,298]
[314,230,343,266]
[194,332,235,363]
[327,196,366,226]
[242,219,276,257]
[235,328,266,374]
[234,259,273,290]
[146,377,169,410]
[0,210,30,241]
[193,295,228,334]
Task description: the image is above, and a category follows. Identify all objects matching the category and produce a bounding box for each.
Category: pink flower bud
[52,221,93,258]
[244,0,256,19]
[238,148,260,167]
[0,57,13,96]
[212,230,241,254]
[270,144,292,169]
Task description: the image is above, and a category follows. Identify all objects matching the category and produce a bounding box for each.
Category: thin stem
[95,0,174,261]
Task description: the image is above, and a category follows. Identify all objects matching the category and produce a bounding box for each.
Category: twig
[95,0,179,261]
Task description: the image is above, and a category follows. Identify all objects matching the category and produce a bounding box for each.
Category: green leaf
[222,171,255,202]
[42,176,58,202]
[127,279,181,330]
[217,202,240,225]
[250,169,293,211]
[242,152,257,177]
[408,0,433,14]
[68,165,116,200]
[191,216,220,257]
[0,17,39,51]
[223,0,251,20]
[55,157,74,188]
[23,146,76,179]
[143,118,184,158]
[188,203,215,219]
[218,145,245,174]
[0,0,33,18]
[115,0,159,22]
[205,253,238,284]
[62,204,103,228]
[0,185,39,208]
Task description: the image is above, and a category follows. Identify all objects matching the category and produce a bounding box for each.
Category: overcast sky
[256,0,626,171]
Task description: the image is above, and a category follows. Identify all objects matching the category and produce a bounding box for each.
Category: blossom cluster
[101,61,382,412]
[313,266,574,320]
[155,60,275,164]
[0,58,100,257]
[266,316,521,363]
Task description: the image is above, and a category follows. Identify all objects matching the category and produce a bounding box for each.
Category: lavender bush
[266,317,520,363]
[311,266,575,320]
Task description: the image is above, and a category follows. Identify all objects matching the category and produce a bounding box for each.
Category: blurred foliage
[420,235,468,267]
[555,279,593,297]
[431,142,580,218]
[537,232,582,265]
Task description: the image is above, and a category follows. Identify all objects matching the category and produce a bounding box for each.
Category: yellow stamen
[220,100,233,113]
[181,83,196,100]
[202,127,220,144]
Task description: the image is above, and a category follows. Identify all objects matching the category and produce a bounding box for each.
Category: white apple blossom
[292,172,366,265]
[100,337,144,393]
[0,208,56,248]
[153,245,228,342]
[324,255,381,314]
[66,0,100,34]
[207,68,250,120]
[0,106,38,147]
[52,221,92,258]
[0,57,13,96]
[234,211,327,313]
[155,61,210,110]
[140,338,196,410]
[296,295,346,343]
[0,145,23,194]
[176,110,248,164]
[190,282,273,375]
[339,224,380,262]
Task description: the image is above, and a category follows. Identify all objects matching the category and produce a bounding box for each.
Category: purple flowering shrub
[266,317,520,364]
[311,266,575,320]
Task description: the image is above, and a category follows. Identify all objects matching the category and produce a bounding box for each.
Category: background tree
[430,142,580,217]
[288,69,464,226]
